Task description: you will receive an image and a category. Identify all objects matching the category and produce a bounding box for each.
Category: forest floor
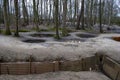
[0,31,120,62]
[0,30,120,80]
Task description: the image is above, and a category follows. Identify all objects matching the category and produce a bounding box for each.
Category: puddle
[22,39,46,43]
[76,33,97,38]
[30,33,54,37]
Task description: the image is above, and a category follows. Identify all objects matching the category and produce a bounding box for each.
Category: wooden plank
[0,63,30,75]
[117,72,120,80]
[53,61,59,71]
[0,63,8,74]
[103,57,120,80]
[103,64,118,80]
[31,62,54,74]
[60,60,82,71]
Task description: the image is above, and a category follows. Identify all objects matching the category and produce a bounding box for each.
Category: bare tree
[62,0,68,36]
[99,0,103,33]
[54,0,60,39]
[76,0,85,30]
[33,0,40,31]
[14,0,19,36]
[49,0,52,24]
[3,0,11,35]
[22,0,29,25]
[40,0,43,23]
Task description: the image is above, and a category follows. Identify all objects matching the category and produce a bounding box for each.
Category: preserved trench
[0,54,120,80]
[0,32,120,80]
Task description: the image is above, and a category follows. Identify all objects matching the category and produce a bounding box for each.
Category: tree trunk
[46,0,48,24]
[54,0,60,39]
[86,0,90,28]
[90,0,94,26]
[58,0,62,25]
[93,0,98,25]
[73,0,78,27]
[40,0,43,23]
[33,0,39,31]
[3,0,11,35]
[62,0,67,36]
[22,0,29,25]
[49,0,52,24]
[69,0,72,20]
[44,0,46,21]
[81,0,85,29]
[76,0,85,30]
[99,0,103,33]
[14,0,19,36]
[110,0,114,25]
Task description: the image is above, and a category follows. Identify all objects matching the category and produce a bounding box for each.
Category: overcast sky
[0,0,120,16]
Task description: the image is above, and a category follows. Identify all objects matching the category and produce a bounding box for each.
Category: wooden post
[29,55,33,74]
[115,72,119,80]
[53,61,59,72]
[82,58,85,71]
[6,65,9,74]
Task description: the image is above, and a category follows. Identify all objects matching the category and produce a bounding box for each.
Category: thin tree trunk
[58,0,62,25]
[46,0,48,24]
[3,0,11,35]
[90,0,94,26]
[54,0,60,39]
[73,0,77,26]
[49,0,52,24]
[14,0,19,36]
[62,0,67,36]
[37,0,40,24]
[40,0,43,23]
[86,0,90,28]
[44,0,46,21]
[52,0,55,24]
[22,0,29,25]
[76,0,84,30]
[70,0,72,20]
[93,0,98,25]
[99,0,103,33]
[33,0,39,31]
[81,0,85,29]
[110,0,114,25]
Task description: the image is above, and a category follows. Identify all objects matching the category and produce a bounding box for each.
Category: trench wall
[0,55,120,80]
[0,56,97,75]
